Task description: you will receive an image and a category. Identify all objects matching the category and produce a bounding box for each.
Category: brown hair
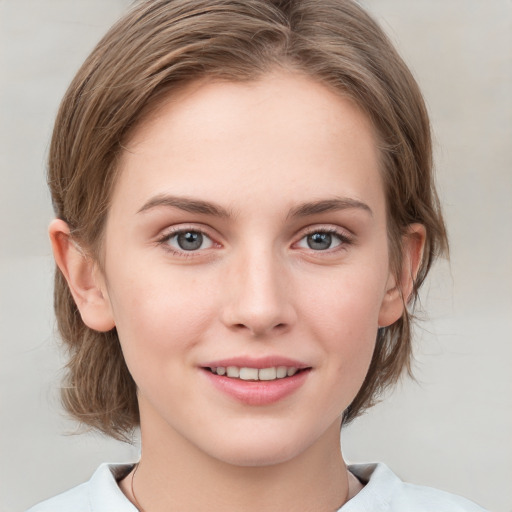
[49,0,448,440]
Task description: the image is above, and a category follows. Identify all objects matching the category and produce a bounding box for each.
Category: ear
[49,219,115,332]
[378,223,426,328]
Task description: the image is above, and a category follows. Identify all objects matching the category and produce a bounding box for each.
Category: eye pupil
[177,231,203,250]
[307,232,332,250]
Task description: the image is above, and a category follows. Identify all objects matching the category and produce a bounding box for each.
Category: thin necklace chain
[131,462,145,512]
[129,460,353,511]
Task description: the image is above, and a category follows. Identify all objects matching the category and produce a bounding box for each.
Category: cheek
[299,265,387,376]
[105,262,217,371]
[304,264,386,334]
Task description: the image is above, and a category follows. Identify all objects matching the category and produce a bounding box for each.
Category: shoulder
[26,481,91,512]
[26,463,137,512]
[343,463,488,512]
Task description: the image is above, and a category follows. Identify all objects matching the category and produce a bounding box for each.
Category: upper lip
[201,356,310,369]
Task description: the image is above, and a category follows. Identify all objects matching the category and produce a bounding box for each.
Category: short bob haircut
[49,0,448,440]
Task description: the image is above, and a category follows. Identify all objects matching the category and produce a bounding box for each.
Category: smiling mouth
[206,366,307,381]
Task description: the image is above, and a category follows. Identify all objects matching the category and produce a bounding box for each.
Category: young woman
[28,0,486,510]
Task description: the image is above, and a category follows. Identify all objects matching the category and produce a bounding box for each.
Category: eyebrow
[288,197,373,218]
[137,195,232,217]
[137,194,372,219]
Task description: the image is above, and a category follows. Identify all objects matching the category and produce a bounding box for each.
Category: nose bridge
[222,242,295,336]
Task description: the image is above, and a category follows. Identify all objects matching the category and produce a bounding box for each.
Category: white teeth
[287,367,298,377]
[226,366,240,378]
[240,367,259,380]
[212,366,303,381]
[276,366,287,378]
[259,367,277,381]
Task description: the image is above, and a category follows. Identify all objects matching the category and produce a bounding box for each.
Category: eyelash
[156,226,218,257]
[295,226,353,253]
[156,225,353,258]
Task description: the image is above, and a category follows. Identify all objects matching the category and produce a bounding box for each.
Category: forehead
[113,71,385,221]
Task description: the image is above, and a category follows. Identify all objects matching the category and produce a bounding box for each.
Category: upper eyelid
[158,223,217,238]
[155,223,353,245]
[296,224,354,238]
[301,226,344,234]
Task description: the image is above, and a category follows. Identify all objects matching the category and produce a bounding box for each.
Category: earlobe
[49,219,115,332]
[378,223,426,328]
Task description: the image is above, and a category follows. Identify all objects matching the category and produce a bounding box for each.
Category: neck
[121,410,353,512]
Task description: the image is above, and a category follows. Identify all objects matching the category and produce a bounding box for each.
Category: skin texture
[50,71,424,511]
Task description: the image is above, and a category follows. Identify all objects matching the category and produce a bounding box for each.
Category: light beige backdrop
[1,1,510,511]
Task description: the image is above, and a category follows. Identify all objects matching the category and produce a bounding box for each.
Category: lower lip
[202,369,310,406]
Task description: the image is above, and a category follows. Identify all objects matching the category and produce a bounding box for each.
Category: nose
[220,248,297,337]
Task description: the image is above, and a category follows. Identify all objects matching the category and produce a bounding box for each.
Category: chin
[201,426,323,468]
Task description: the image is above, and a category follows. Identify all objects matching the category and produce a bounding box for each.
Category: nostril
[230,321,288,335]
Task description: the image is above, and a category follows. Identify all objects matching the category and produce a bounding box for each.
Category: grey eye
[296,230,344,251]
[307,232,333,250]
[164,230,212,252]
[176,231,203,250]
[163,228,215,254]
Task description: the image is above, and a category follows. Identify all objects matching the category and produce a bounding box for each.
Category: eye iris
[177,231,203,250]
[307,232,332,250]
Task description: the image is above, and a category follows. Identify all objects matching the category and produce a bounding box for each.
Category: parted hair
[49,0,448,440]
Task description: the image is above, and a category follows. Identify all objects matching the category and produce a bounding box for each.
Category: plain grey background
[1,1,511,511]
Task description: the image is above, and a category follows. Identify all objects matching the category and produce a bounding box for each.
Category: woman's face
[97,71,405,466]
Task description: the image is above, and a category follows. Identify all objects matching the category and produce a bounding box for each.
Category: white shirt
[27,462,487,511]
